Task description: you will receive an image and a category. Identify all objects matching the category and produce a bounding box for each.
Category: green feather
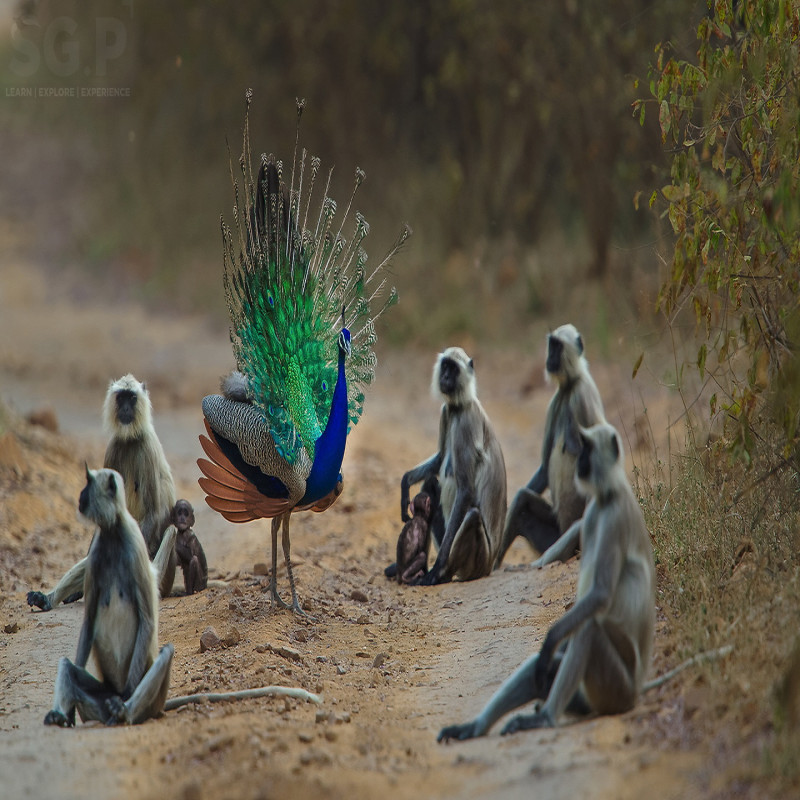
[220,96,409,464]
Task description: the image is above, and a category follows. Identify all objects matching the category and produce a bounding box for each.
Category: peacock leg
[281,513,312,619]
[269,516,291,610]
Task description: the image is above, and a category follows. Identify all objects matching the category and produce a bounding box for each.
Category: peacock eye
[321,381,328,392]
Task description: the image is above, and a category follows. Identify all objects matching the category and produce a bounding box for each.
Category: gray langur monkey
[102,374,176,563]
[438,422,655,741]
[400,347,507,585]
[27,375,177,611]
[496,324,605,565]
[44,467,174,727]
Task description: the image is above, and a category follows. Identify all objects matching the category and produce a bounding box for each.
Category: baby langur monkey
[44,467,173,727]
[173,500,208,595]
[438,423,655,741]
[385,475,443,580]
[400,347,507,585]
[496,324,605,565]
[396,490,434,584]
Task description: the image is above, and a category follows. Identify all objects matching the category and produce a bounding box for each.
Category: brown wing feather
[197,422,292,521]
[199,424,246,476]
[197,455,251,492]
[203,496,261,523]
[197,476,249,501]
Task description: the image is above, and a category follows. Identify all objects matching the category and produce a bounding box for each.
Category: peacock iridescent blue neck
[299,333,349,505]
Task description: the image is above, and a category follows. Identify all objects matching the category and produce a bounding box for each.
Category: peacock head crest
[338,328,352,358]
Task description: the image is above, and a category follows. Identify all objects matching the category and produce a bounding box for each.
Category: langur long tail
[165,684,322,711]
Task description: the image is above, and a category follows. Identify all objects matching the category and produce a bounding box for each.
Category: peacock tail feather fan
[220,93,409,465]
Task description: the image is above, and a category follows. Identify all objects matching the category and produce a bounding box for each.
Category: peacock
[198,93,409,616]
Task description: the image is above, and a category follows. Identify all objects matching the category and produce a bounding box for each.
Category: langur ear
[610,431,620,462]
[107,473,117,496]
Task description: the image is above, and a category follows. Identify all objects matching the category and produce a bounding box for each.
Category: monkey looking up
[44,467,174,727]
[27,375,178,611]
[395,491,433,585]
[438,423,655,741]
[173,499,208,595]
[384,475,443,579]
[496,324,605,565]
[400,348,507,585]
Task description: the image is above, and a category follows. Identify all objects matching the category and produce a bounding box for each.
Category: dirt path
[0,263,701,799]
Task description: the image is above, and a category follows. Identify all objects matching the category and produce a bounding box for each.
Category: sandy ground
[0,262,705,799]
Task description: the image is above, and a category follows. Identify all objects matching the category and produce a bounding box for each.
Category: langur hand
[105,696,130,725]
[500,710,553,735]
[437,720,483,742]
[44,709,74,727]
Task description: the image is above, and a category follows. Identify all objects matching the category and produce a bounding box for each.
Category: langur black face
[173,500,195,532]
[577,428,620,483]
[115,389,138,426]
[546,335,563,375]
[439,356,467,396]
[78,469,117,516]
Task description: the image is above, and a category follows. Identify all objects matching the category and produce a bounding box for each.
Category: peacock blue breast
[298,335,349,506]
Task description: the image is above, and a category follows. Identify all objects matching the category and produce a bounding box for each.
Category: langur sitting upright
[399,347,507,585]
[27,375,177,611]
[102,374,176,565]
[44,467,174,727]
[173,499,208,595]
[496,324,605,565]
[438,423,655,741]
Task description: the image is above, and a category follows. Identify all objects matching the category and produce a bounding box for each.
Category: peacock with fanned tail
[198,94,409,615]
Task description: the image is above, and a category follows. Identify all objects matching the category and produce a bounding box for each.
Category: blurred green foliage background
[0,0,701,342]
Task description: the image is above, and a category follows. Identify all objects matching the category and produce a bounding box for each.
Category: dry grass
[631,415,800,797]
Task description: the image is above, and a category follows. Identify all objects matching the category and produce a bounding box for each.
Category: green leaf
[659,99,671,140]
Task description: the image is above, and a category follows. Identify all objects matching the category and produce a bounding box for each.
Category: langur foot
[27,591,52,612]
[44,709,74,727]
[437,721,483,743]
[105,696,129,725]
[384,562,398,579]
[413,569,449,586]
[500,710,554,735]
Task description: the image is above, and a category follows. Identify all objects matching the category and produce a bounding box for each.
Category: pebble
[199,627,221,652]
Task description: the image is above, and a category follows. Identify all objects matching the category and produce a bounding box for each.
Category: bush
[637,0,800,466]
